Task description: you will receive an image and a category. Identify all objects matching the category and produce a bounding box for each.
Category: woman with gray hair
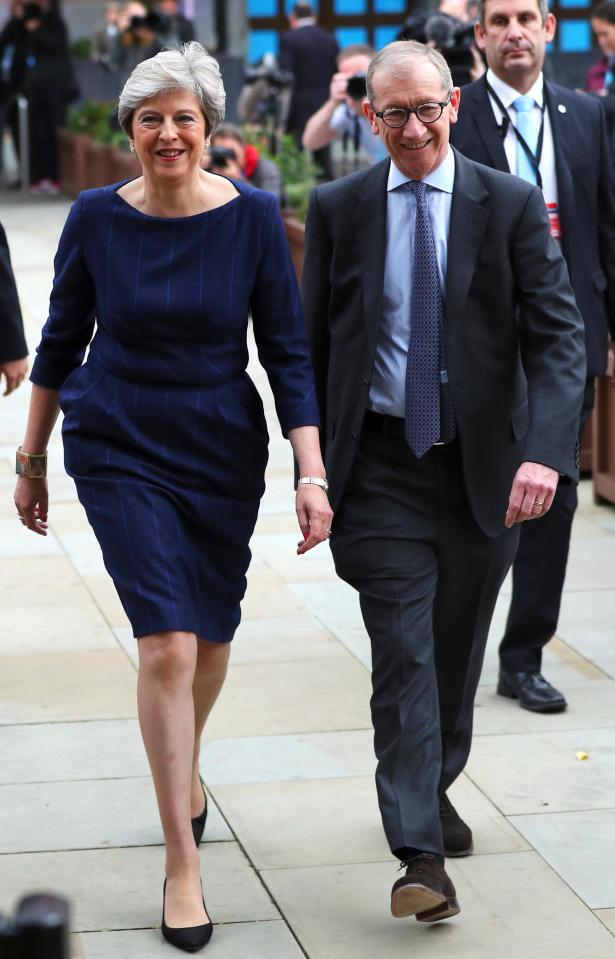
[14,41,331,953]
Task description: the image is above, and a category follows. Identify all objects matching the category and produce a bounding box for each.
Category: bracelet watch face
[16,451,47,479]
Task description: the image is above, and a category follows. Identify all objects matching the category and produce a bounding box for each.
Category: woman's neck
[139,169,210,218]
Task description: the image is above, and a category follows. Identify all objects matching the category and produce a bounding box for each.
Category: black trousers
[331,425,518,858]
[499,378,595,673]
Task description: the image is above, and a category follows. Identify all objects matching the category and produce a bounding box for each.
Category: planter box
[109,148,141,184]
[59,129,91,198]
[85,140,115,189]
[282,213,305,283]
[580,412,593,474]
[592,346,615,506]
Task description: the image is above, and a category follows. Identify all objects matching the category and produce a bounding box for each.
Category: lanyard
[485,79,546,189]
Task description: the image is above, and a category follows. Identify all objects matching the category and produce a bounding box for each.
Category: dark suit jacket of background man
[450,76,615,377]
[279,23,339,141]
[0,223,27,363]
[302,149,586,536]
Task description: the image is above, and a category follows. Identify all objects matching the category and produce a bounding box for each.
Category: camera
[209,146,236,170]
[345,73,367,101]
[0,893,70,959]
[244,54,294,91]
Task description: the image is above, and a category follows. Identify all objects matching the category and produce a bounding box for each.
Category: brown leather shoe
[391,854,460,920]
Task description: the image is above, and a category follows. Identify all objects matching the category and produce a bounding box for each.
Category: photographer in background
[302,45,385,173]
[424,13,482,85]
[208,123,283,201]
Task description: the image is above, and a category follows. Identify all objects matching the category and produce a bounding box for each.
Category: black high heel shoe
[191,779,208,847]
[161,879,213,953]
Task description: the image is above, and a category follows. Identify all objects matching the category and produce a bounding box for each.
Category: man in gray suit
[302,39,585,922]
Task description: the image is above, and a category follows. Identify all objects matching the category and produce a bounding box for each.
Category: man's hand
[0,357,28,396]
[329,72,349,104]
[505,461,559,528]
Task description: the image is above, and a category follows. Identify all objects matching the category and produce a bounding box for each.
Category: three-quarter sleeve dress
[30,179,320,642]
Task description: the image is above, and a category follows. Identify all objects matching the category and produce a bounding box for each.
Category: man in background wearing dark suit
[279,2,338,175]
[302,39,584,922]
[450,0,615,713]
[0,222,27,395]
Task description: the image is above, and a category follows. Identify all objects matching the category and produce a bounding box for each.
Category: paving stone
[81,574,130,629]
[212,777,388,869]
[0,843,278,931]
[594,910,615,935]
[509,808,615,909]
[0,602,117,654]
[0,555,92,606]
[250,531,337,583]
[473,679,615,735]
[0,776,231,853]
[0,650,137,724]
[232,615,341,665]
[53,531,107,576]
[242,566,306,620]
[205,651,372,739]
[201,729,375,786]
[77,919,304,958]
[0,719,148,784]
[467,727,615,814]
[0,519,63,557]
[263,853,615,959]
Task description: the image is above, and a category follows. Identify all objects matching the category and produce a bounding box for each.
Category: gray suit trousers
[331,424,519,857]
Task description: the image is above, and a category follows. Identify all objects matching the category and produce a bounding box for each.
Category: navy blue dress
[31,180,320,643]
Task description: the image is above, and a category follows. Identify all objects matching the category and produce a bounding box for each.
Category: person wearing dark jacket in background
[587,1,615,159]
[279,2,338,176]
[450,0,615,713]
[155,0,196,46]
[6,0,75,193]
[0,222,28,395]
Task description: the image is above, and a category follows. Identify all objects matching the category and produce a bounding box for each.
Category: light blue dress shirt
[368,147,455,417]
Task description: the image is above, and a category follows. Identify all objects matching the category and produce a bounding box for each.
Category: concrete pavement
[1,194,615,958]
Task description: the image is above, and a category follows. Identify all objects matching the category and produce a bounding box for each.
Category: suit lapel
[469,77,510,172]
[446,150,491,317]
[544,82,574,261]
[351,159,389,357]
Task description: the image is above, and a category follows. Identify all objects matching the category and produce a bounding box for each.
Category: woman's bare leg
[137,630,208,927]
[190,639,231,816]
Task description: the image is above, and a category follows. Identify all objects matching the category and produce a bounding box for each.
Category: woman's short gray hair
[366,40,453,105]
[118,41,226,137]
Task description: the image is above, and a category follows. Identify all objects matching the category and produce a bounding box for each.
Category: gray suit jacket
[302,149,586,537]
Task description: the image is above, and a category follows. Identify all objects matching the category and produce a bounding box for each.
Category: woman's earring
[129,142,135,153]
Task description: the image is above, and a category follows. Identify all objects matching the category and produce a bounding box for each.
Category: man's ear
[363,100,380,135]
[544,11,557,43]
[474,19,487,51]
[449,87,462,126]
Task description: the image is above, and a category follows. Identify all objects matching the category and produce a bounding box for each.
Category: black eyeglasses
[374,92,453,128]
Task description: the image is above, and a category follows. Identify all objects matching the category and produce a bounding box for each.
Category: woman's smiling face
[131,90,208,182]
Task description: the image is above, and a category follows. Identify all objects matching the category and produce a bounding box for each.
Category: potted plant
[245,130,317,282]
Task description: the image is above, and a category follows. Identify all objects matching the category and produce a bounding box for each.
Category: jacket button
[352,432,358,442]
[362,378,369,387]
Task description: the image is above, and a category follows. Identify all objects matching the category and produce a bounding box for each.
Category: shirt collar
[295,17,316,26]
[387,146,455,194]
[486,67,544,109]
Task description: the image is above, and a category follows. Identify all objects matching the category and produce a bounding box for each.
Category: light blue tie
[512,95,538,185]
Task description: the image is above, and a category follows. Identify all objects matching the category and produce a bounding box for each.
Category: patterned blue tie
[513,95,538,185]
[405,180,455,457]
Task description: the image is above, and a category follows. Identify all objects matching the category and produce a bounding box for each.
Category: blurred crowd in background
[0,0,614,199]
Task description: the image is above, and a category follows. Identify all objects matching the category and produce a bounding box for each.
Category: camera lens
[345,73,367,101]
